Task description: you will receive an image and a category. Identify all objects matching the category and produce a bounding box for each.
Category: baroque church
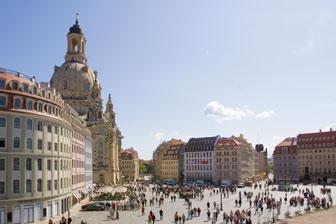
[50,16,122,184]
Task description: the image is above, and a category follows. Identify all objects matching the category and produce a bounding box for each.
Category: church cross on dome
[76,13,79,25]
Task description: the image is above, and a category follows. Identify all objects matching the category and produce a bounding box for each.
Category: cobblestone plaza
[70,182,336,224]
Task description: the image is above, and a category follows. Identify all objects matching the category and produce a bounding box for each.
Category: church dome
[50,62,97,100]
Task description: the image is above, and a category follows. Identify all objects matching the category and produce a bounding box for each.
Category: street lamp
[220,187,223,211]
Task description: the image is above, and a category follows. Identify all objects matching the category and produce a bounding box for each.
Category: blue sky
[2,1,336,159]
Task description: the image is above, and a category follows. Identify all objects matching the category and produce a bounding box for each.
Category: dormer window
[42,90,45,97]
[12,81,18,90]
[64,80,68,90]
[32,86,37,94]
[22,84,29,92]
[0,79,5,89]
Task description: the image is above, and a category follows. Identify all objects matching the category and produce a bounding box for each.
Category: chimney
[330,128,333,132]
[319,129,322,132]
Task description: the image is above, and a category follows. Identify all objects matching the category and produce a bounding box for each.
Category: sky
[2,1,336,159]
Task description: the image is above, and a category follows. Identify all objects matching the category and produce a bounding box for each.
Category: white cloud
[204,101,274,122]
[154,132,165,141]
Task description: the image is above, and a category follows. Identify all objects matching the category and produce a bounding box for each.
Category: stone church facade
[50,17,122,185]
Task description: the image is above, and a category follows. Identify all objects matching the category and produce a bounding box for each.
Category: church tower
[50,16,123,185]
[65,14,87,64]
[50,14,97,115]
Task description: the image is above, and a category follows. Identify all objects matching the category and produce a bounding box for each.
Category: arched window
[13,179,20,193]
[13,117,20,128]
[72,39,79,53]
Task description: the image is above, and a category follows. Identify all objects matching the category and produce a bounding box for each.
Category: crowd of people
[47,179,335,224]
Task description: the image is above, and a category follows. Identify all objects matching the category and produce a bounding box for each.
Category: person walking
[116,208,119,220]
[159,209,163,220]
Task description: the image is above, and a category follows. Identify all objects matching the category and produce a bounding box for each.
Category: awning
[73,192,81,199]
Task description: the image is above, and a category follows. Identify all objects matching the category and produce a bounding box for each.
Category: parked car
[81,203,105,211]
[237,182,244,188]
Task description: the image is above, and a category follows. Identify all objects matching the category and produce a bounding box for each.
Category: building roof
[215,137,240,148]
[185,135,220,152]
[273,137,297,154]
[296,129,336,149]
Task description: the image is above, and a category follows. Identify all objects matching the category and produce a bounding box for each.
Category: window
[37,139,43,150]
[26,179,32,193]
[54,180,58,190]
[37,179,42,192]
[26,100,33,110]
[26,158,32,170]
[47,180,51,191]
[54,126,58,134]
[13,158,20,170]
[13,180,20,193]
[0,159,4,170]
[0,137,5,148]
[47,160,51,171]
[38,103,43,112]
[54,143,58,151]
[27,138,33,150]
[63,80,68,90]
[32,86,37,94]
[0,95,7,107]
[13,137,20,149]
[47,142,52,151]
[23,84,29,92]
[14,98,21,109]
[54,161,58,170]
[0,117,6,127]
[37,159,42,171]
[37,121,43,131]
[48,105,52,114]
[0,79,5,88]
[13,117,20,128]
[12,81,18,90]
[47,125,52,133]
[0,181,4,194]
[26,119,33,130]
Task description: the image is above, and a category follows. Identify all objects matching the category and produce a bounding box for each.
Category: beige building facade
[119,148,139,183]
[152,139,185,182]
[50,18,122,185]
[273,130,336,183]
[0,70,74,223]
[160,140,185,181]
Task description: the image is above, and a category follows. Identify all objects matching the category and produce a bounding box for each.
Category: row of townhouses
[273,129,336,183]
[152,134,268,185]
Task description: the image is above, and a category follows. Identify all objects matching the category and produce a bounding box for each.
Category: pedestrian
[182,214,186,224]
[67,216,72,224]
[116,209,119,220]
[159,209,163,220]
[48,219,53,224]
[60,216,66,224]
[207,210,211,221]
[142,206,145,216]
[152,213,156,224]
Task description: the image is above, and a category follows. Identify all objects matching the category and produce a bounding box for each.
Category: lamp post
[220,187,223,211]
